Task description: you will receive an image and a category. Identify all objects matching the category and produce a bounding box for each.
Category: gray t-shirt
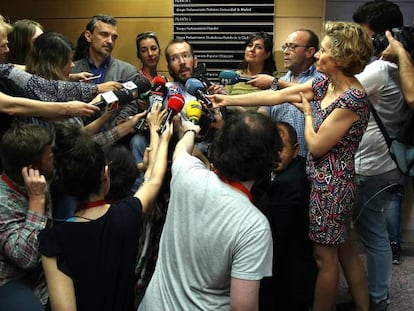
[139,154,273,310]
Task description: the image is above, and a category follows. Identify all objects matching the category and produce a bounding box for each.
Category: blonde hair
[324,21,373,76]
[0,15,13,34]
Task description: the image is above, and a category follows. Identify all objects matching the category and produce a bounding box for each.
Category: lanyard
[1,173,28,200]
[215,170,253,202]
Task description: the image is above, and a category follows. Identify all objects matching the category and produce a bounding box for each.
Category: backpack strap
[370,104,393,149]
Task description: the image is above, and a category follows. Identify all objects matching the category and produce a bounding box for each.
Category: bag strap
[371,105,393,149]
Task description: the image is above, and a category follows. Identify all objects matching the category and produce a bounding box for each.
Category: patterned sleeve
[6,65,98,102]
[0,200,48,269]
[312,76,329,101]
[340,88,369,116]
[92,127,121,147]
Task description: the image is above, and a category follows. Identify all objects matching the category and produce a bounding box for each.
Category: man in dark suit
[255,121,316,311]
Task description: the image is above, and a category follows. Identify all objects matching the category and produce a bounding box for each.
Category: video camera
[373,26,414,55]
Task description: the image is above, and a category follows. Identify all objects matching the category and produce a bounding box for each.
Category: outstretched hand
[247,74,274,90]
[146,102,167,132]
[66,100,100,117]
[206,94,228,108]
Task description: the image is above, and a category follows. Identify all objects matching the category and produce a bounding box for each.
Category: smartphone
[81,73,102,82]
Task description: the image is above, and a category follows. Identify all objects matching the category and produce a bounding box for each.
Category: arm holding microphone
[0,91,99,119]
[173,121,201,161]
[207,79,314,108]
[135,75,167,131]
[135,103,172,215]
[160,94,185,133]
[97,81,123,93]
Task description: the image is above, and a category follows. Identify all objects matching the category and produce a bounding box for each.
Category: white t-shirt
[355,59,408,176]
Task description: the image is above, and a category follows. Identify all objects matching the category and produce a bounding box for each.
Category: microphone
[95,74,152,111]
[219,70,252,85]
[129,72,152,99]
[185,78,213,108]
[193,63,213,88]
[149,75,167,106]
[95,86,138,111]
[160,94,185,133]
[167,84,183,99]
[135,76,168,131]
[185,100,203,125]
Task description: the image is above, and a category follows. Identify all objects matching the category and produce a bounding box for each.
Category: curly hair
[53,123,106,205]
[324,21,373,76]
[209,111,281,182]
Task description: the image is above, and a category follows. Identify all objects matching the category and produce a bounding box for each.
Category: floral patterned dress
[307,77,370,245]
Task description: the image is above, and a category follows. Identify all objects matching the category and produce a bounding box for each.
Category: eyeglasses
[136,31,157,42]
[281,43,310,51]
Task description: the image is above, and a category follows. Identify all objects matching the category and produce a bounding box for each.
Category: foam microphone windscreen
[185,100,203,124]
[168,93,185,113]
[129,72,152,97]
[160,93,185,133]
[185,78,206,95]
[218,70,240,85]
[152,75,166,87]
[151,76,167,97]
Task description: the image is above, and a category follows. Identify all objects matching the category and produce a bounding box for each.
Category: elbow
[308,146,327,159]
[10,251,40,270]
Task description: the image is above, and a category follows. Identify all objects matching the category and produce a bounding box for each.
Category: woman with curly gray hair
[209,21,373,311]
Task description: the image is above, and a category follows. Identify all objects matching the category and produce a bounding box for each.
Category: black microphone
[193,63,213,88]
[94,87,137,111]
[95,74,152,111]
[128,72,152,99]
[185,78,213,108]
[219,70,252,85]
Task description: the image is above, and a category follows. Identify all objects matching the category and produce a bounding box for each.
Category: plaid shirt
[0,173,51,304]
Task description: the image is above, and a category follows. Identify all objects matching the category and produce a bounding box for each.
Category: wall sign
[174,0,275,81]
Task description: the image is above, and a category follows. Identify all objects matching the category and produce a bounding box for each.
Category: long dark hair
[26,31,73,80]
[239,32,276,74]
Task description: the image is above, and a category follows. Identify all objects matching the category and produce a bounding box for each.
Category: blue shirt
[86,56,111,84]
[262,64,322,157]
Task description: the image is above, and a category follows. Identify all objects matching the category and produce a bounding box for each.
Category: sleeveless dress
[307,77,370,244]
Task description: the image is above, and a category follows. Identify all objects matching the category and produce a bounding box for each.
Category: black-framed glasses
[136,31,157,41]
[281,43,310,51]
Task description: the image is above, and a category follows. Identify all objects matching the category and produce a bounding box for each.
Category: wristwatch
[270,77,279,91]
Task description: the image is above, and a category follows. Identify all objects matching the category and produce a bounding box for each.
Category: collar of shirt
[86,56,112,83]
[283,63,318,83]
[1,173,27,200]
